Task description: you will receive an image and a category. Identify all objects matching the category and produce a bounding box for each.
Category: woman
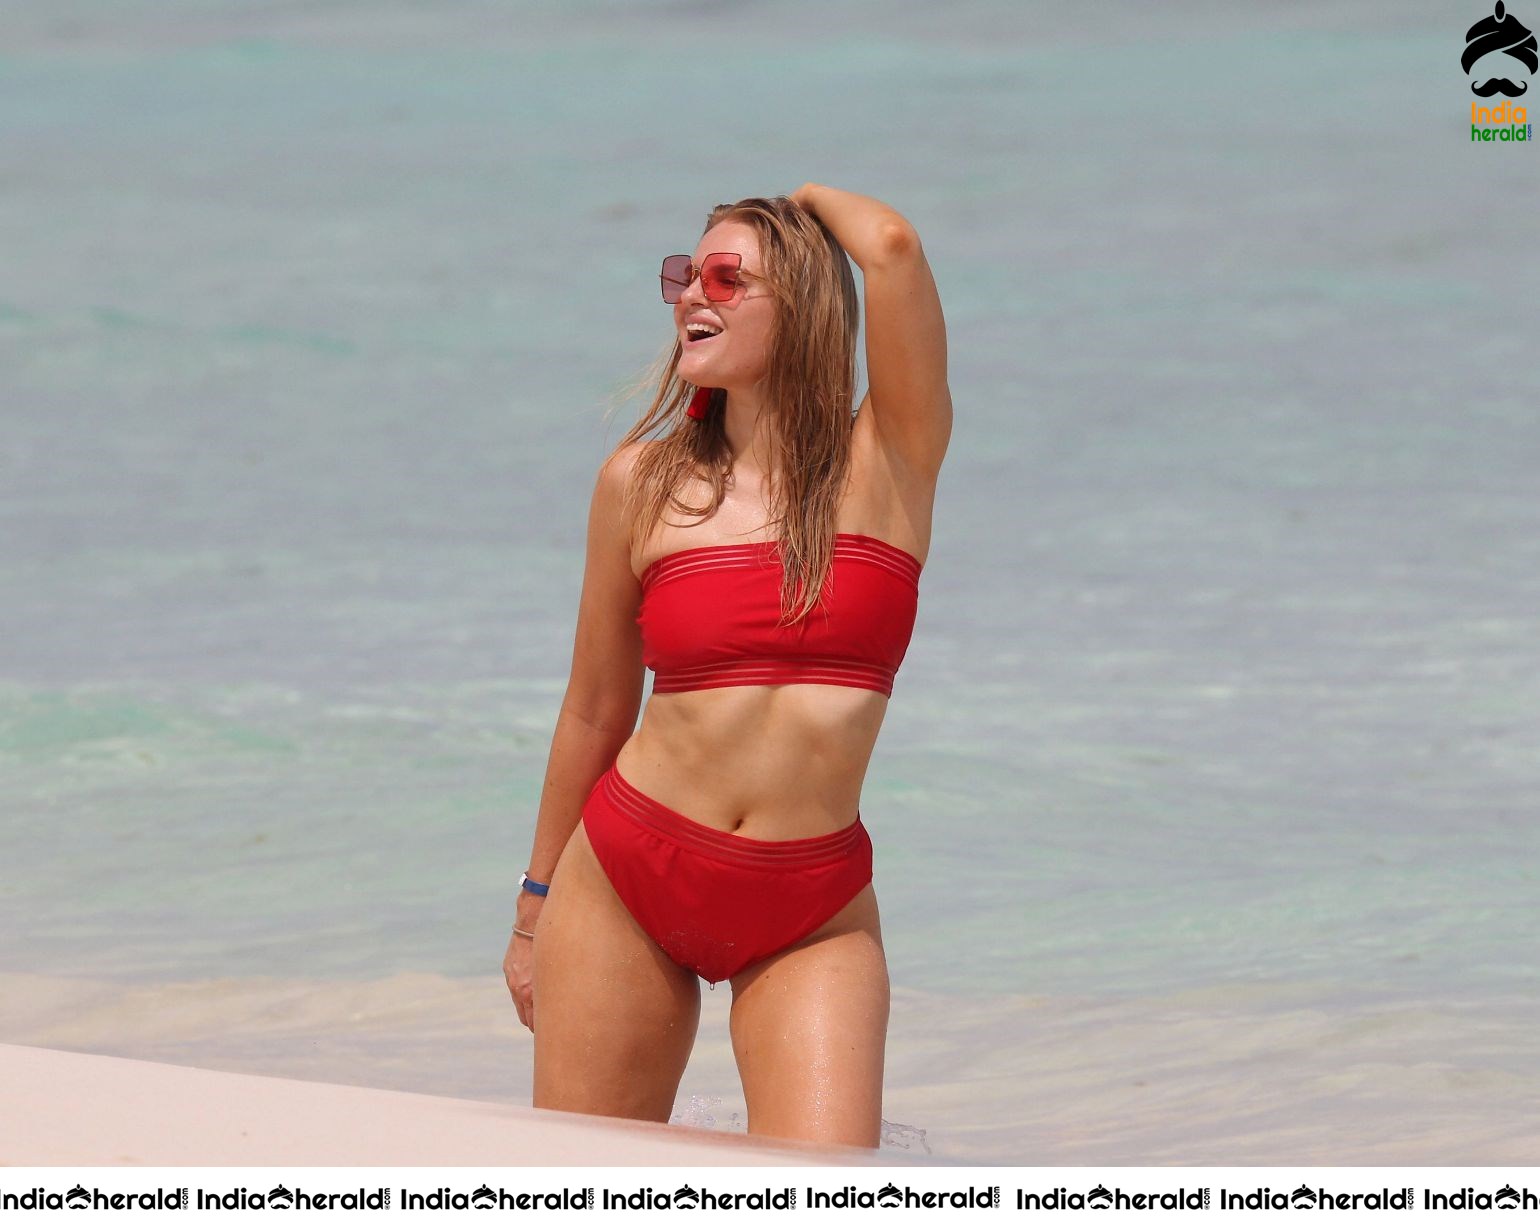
[502,182,951,1149]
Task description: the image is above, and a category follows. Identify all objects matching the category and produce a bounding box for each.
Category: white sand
[0,1042,903,1167]
[5,971,1538,1164]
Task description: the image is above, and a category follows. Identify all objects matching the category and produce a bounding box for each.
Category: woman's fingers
[515,979,534,1031]
[504,930,536,1031]
[502,939,519,996]
[516,954,535,1031]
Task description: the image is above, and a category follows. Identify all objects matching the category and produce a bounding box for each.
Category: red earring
[686,387,715,420]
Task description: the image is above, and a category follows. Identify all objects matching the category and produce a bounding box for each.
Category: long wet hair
[606,195,861,625]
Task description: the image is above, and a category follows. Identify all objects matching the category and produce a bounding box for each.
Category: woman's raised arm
[792,182,952,479]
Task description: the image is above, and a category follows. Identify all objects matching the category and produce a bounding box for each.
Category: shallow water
[2,0,1537,1163]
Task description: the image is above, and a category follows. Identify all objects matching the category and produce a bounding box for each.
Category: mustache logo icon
[1472,75,1529,94]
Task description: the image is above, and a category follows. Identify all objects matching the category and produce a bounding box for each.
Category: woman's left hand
[504,895,543,1031]
[789,182,818,211]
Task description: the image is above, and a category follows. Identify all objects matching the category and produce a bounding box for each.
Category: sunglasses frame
[659,252,766,304]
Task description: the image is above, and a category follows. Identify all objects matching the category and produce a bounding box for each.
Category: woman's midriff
[612,684,887,842]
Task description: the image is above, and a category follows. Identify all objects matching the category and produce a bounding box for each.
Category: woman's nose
[680,269,707,305]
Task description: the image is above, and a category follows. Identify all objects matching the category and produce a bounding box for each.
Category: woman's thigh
[532,821,701,1123]
[727,885,890,1148]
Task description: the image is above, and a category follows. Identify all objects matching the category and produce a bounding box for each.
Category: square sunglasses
[659,252,766,304]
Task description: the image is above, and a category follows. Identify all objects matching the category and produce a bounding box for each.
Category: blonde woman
[503,183,951,1148]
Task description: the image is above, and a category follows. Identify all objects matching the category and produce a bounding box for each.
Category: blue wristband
[519,872,549,898]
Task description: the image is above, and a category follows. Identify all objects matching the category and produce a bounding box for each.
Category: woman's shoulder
[596,438,657,488]
[593,439,667,540]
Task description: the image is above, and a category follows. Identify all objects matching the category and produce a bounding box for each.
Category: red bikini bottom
[581,761,873,985]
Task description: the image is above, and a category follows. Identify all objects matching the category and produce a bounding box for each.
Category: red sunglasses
[660,252,762,304]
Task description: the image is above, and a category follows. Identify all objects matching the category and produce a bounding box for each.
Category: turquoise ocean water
[2,0,1537,1162]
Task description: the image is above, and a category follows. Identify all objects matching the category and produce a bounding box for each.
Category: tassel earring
[686,386,715,421]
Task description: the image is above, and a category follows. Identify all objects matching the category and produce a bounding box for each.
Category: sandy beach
[5,971,1537,1165]
[0,1041,913,1167]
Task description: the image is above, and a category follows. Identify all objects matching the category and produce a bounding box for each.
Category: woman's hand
[785,182,909,273]
[503,896,542,1032]
[789,182,820,212]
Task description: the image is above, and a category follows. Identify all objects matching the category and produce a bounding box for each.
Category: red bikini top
[637,532,923,697]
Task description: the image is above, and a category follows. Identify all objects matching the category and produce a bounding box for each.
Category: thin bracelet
[511,924,536,939]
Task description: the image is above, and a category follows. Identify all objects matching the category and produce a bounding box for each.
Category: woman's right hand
[503,895,543,1031]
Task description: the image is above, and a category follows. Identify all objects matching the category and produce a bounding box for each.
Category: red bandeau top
[637,532,923,697]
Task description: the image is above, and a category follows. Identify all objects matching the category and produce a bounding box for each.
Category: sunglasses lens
[701,253,741,302]
[660,255,692,304]
[660,253,745,303]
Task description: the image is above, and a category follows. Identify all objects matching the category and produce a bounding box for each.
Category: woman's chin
[680,356,721,383]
